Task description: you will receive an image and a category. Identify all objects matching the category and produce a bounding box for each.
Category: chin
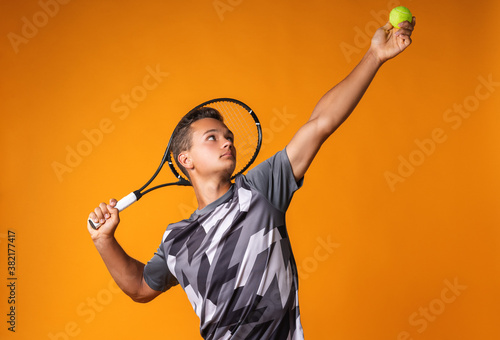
[224,168,236,180]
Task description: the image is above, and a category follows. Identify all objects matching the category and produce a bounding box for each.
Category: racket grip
[115,192,138,211]
[88,192,139,230]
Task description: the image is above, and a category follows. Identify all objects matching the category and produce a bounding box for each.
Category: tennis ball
[389,6,412,29]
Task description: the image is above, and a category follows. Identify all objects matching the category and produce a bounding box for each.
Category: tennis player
[88,19,415,339]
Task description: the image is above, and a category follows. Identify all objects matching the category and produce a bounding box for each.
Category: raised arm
[286,19,415,181]
[88,199,162,303]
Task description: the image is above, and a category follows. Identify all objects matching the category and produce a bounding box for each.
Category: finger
[397,20,414,32]
[382,21,393,31]
[107,204,118,218]
[89,211,98,223]
[397,35,412,47]
[107,198,119,215]
[94,209,105,225]
[402,16,416,29]
[106,199,120,223]
[403,36,412,46]
[395,28,413,38]
[97,202,111,221]
[100,202,111,216]
[395,29,412,40]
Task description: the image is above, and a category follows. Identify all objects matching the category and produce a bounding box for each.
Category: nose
[222,137,233,148]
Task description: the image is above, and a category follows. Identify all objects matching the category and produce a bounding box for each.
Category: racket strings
[225,101,255,156]
[228,102,257,159]
[206,100,259,177]
[160,98,261,188]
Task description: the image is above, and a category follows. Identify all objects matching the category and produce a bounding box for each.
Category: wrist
[92,232,117,249]
[366,47,386,68]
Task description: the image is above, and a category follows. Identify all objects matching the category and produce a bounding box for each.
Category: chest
[162,187,288,289]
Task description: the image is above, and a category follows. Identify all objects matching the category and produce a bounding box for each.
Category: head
[171,107,231,180]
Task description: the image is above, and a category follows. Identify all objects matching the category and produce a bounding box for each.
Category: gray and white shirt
[144,149,304,339]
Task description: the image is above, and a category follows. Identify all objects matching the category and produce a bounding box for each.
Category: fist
[87,199,120,239]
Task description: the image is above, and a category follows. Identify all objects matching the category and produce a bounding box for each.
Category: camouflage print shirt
[144,149,304,340]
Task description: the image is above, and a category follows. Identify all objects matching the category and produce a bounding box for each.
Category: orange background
[1,0,499,339]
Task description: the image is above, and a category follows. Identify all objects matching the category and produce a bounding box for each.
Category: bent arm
[93,236,162,303]
[287,20,415,181]
[88,199,162,303]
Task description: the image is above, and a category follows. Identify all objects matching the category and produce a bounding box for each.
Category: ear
[178,152,193,170]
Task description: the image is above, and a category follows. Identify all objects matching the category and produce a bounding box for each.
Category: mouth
[220,151,234,158]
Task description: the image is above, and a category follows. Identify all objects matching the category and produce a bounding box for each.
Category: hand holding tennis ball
[369,6,415,63]
[390,6,413,29]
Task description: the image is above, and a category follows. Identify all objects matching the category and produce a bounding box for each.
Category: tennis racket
[89,98,262,229]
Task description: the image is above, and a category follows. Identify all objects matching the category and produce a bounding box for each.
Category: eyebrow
[202,128,234,138]
[203,129,219,136]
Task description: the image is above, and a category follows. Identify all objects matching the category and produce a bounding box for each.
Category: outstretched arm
[88,199,163,303]
[286,19,415,181]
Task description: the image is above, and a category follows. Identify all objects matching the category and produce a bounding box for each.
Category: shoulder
[246,149,289,180]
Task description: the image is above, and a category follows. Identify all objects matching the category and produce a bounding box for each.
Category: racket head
[166,98,262,184]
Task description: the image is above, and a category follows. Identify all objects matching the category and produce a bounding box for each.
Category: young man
[88,19,415,339]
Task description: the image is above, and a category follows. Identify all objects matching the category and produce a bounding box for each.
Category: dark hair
[171,107,224,179]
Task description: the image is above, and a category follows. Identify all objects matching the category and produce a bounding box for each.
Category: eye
[226,136,234,142]
[207,135,216,141]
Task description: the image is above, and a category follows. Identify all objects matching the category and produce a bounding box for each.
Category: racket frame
[89,98,261,230]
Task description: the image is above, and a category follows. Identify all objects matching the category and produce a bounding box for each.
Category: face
[180,118,236,180]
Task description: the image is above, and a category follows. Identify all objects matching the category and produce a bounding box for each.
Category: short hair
[171,107,224,179]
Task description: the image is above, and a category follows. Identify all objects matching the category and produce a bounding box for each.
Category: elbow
[130,294,154,304]
[310,115,341,142]
[127,286,154,303]
[128,280,163,303]
[321,117,344,137]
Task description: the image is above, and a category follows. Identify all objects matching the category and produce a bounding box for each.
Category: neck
[191,176,232,210]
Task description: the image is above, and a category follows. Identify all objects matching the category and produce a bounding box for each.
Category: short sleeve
[143,244,179,292]
[245,148,303,212]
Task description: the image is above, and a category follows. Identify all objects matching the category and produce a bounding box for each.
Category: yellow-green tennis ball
[390,6,412,29]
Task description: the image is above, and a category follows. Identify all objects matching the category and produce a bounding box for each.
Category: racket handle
[88,192,138,230]
[115,192,138,211]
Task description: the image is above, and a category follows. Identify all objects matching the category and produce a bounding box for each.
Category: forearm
[286,20,414,181]
[310,48,383,136]
[93,236,146,300]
